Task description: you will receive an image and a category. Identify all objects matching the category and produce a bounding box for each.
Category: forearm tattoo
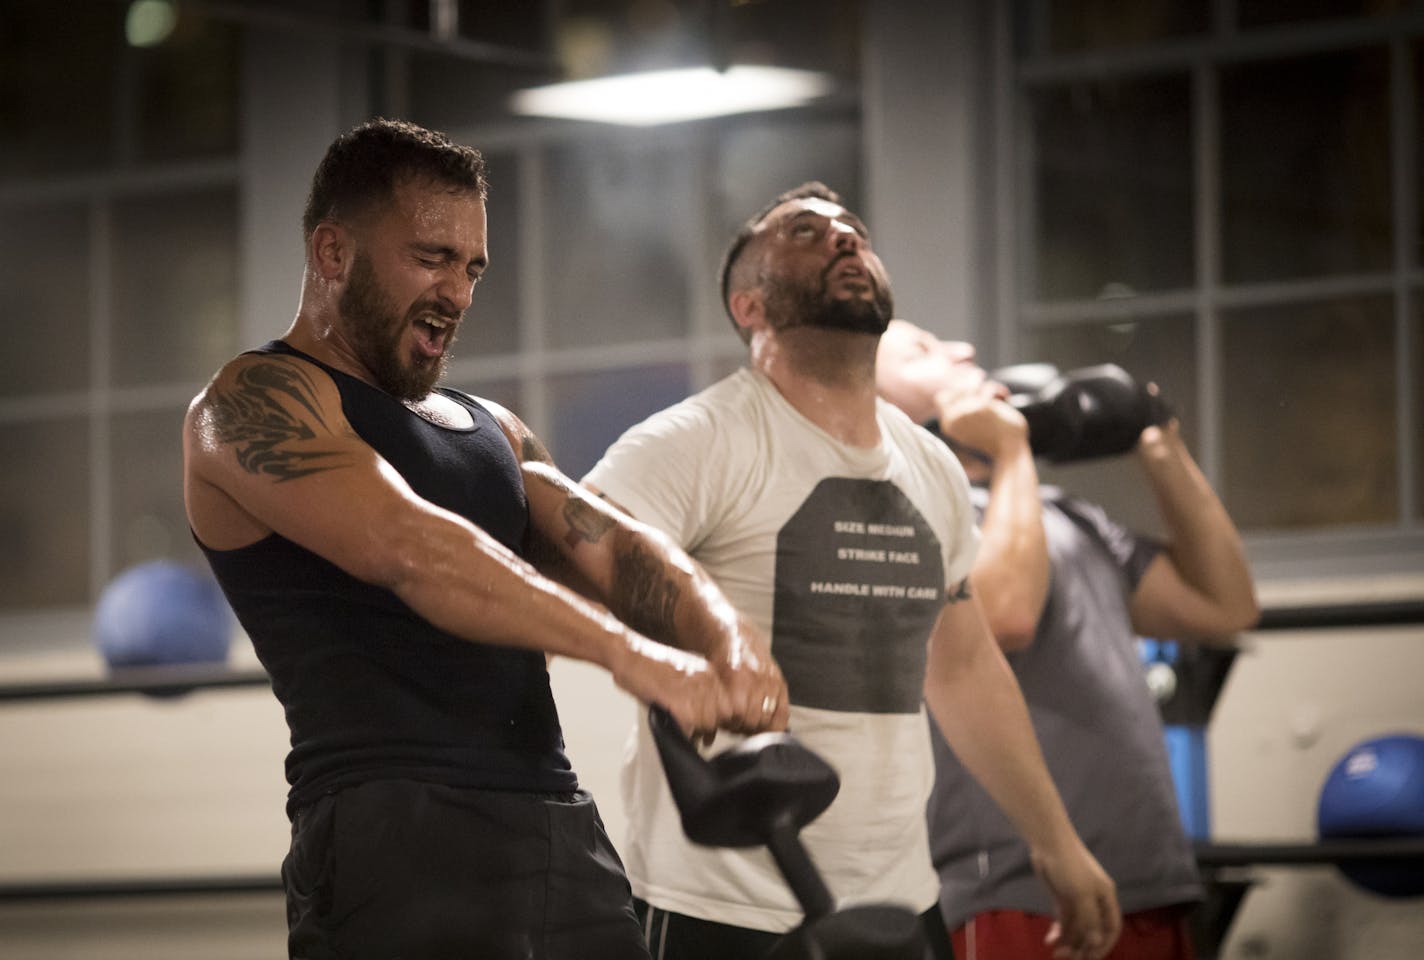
[946,578,972,604]
[523,468,679,637]
[562,498,616,550]
[521,431,554,465]
[206,361,351,481]
[612,543,680,644]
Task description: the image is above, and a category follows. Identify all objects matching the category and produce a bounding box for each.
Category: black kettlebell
[647,707,929,960]
[989,362,1173,463]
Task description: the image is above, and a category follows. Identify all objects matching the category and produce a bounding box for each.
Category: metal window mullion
[1021,289,1200,326]
[89,201,114,600]
[1215,272,1397,307]
[0,159,241,207]
[1195,58,1222,488]
[998,0,1025,363]
[1391,37,1417,526]
[517,141,550,442]
[688,126,721,391]
[1214,0,1237,39]
[1020,10,1424,86]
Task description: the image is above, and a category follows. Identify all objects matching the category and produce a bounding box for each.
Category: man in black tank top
[183,118,789,960]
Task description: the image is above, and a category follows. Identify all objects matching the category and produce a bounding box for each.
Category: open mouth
[412,313,456,358]
[827,256,870,286]
[828,260,873,296]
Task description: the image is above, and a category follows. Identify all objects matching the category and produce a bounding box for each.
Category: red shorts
[951,905,1195,960]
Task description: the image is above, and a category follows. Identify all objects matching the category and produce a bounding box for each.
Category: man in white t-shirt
[584,182,1121,960]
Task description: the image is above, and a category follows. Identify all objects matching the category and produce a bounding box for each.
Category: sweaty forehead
[765,196,850,226]
[388,178,486,239]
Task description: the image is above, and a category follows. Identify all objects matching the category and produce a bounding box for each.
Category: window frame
[997,4,1423,585]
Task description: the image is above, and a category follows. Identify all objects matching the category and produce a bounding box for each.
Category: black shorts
[284,779,650,960]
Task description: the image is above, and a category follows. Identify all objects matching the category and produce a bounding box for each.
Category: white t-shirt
[584,367,978,932]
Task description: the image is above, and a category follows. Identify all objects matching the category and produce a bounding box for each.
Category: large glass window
[111,189,240,388]
[1027,74,1194,300]
[1221,297,1397,529]
[712,118,864,245]
[1022,313,1199,450]
[0,0,863,630]
[0,3,240,626]
[1013,0,1210,56]
[0,419,91,609]
[1237,0,1408,29]
[131,12,241,163]
[110,407,198,574]
[547,364,693,480]
[1010,4,1421,569]
[542,138,697,349]
[1221,48,1391,284]
[0,203,91,398]
[459,151,522,359]
[0,2,124,177]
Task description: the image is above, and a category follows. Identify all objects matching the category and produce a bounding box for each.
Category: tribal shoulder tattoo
[204,360,354,481]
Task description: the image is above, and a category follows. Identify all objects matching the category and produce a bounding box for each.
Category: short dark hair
[717,181,843,336]
[302,118,489,241]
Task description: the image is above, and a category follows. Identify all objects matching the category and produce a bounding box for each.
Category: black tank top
[199,341,575,815]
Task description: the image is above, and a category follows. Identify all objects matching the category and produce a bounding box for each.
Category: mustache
[820,252,867,285]
[412,300,463,323]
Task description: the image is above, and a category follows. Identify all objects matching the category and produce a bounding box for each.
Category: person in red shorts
[876,319,1260,960]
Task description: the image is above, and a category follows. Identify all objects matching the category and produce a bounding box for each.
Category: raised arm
[1128,419,1260,643]
[924,582,1120,960]
[183,352,723,737]
[933,380,1050,649]
[481,401,787,734]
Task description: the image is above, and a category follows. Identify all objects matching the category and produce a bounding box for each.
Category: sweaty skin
[185,173,787,743]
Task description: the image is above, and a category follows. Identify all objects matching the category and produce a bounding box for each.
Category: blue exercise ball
[93,560,234,670]
[1316,733,1424,898]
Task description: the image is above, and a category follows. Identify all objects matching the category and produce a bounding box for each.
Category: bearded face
[339,251,455,401]
[760,253,894,336]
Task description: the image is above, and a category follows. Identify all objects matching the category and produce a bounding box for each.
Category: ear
[727,286,764,338]
[309,222,353,281]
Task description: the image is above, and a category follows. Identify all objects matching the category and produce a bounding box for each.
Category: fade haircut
[717,181,843,342]
[302,118,489,242]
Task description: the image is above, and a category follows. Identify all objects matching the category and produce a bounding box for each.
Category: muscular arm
[1128,421,1260,643]
[485,404,788,733]
[182,353,722,735]
[965,434,1049,651]
[925,581,1120,960]
[933,385,1049,650]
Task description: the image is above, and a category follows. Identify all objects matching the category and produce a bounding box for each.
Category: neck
[751,326,882,447]
[286,283,376,389]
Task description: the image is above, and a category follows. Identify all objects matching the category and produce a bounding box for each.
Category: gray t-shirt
[927,486,1202,928]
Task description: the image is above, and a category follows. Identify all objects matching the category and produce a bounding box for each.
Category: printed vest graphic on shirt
[772,477,945,714]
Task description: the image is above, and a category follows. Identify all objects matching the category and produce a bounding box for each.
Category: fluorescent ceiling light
[510,66,834,126]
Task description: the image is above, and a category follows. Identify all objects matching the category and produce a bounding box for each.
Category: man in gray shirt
[877,319,1259,959]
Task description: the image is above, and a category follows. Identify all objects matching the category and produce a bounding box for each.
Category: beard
[339,252,453,401]
[762,258,894,335]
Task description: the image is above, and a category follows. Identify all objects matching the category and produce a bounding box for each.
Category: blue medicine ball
[93,561,234,670]
[1316,733,1424,898]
